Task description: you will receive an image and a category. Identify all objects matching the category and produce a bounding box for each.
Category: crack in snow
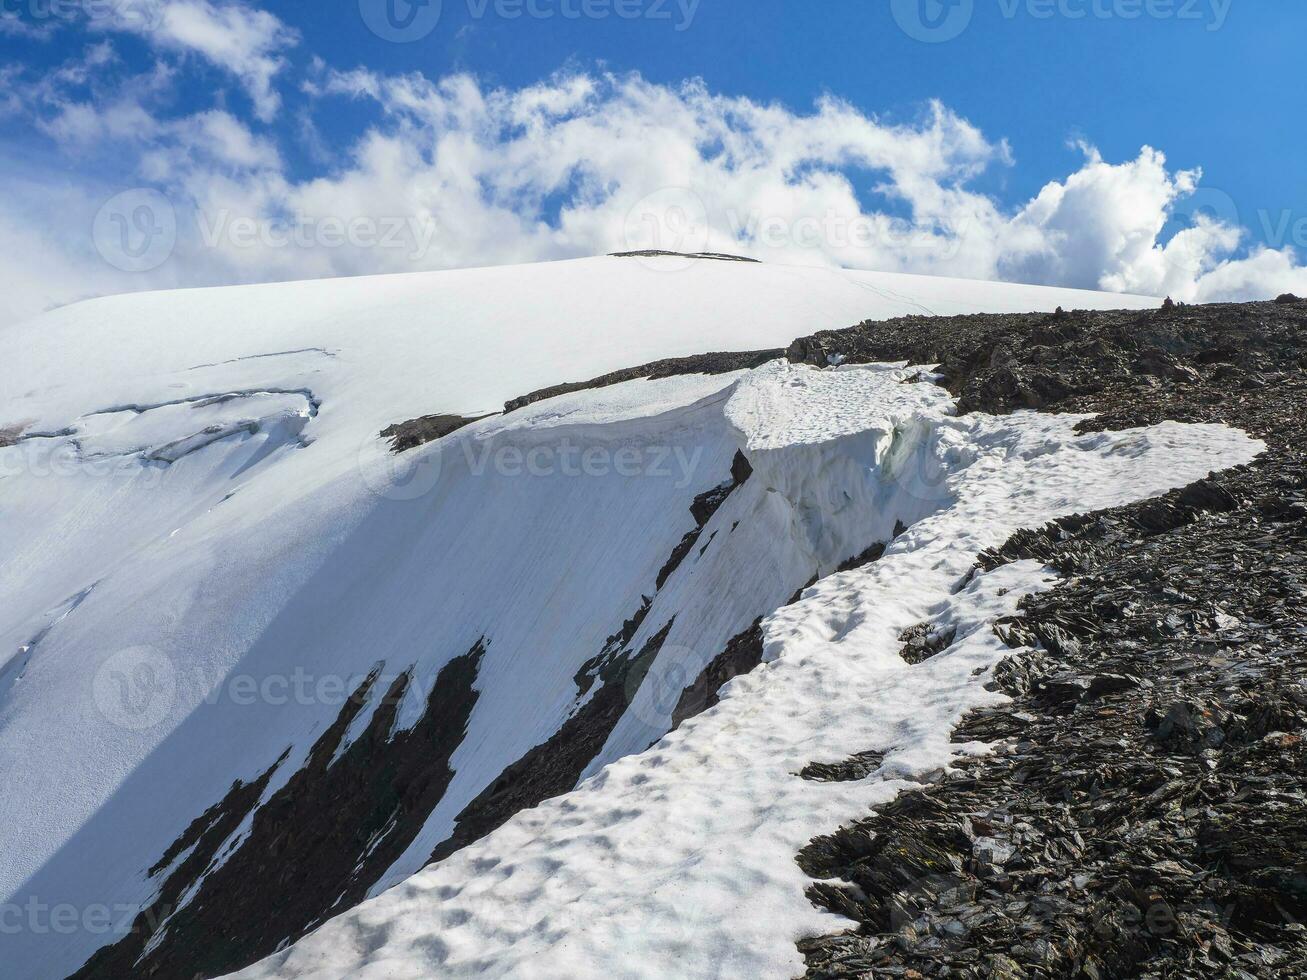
[184,349,338,372]
[0,584,97,700]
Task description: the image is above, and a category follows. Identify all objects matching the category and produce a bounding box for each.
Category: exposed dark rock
[657,529,710,593]
[656,450,754,590]
[73,756,286,980]
[836,542,887,573]
[800,750,887,783]
[785,299,1307,424]
[75,643,484,979]
[898,622,958,665]
[730,448,754,486]
[670,576,817,732]
[608,249,760,263]
[669,618,763,731]
[380,413,487,453]
[796,299,1307,978]
[431,621,674,864]
[573,596,653,699]
[0,422,23,447]
[504,352,781,414]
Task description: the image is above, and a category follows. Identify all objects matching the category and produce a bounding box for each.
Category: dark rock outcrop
[670,617,764,731]
[608,249,759,263]
[380,413,486,453]
[431,620,674,865]
[656,450,753,589]
[75,644,485,980]
[796,299,1307,978]
[503,351,782,414]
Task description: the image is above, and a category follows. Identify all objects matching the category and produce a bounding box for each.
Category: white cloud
[4,67,1307,329]
[29,45,174,149]
[145,109,281,175]
[18,43,277,174]
[39,96,158,145]
[1191,246,1307,303]
[104,0,298,120]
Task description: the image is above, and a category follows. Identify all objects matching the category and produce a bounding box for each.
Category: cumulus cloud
[102,0,298,120]
[164,69,1021,283]
[1190,247,1307,303]
[21,42,276,170]
[4,66,1307,329]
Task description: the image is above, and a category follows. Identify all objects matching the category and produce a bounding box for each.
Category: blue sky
[1,0,1303,325]
[287,0,1291,226]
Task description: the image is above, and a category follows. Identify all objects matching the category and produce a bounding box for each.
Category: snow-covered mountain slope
[232,367,1259,980]
[0,256,1190,979]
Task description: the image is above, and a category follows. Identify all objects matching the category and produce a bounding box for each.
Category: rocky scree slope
[793,298,1307,978]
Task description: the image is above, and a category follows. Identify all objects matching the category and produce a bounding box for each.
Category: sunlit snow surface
[231,364,1261,980]
[0,256,1242,979]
